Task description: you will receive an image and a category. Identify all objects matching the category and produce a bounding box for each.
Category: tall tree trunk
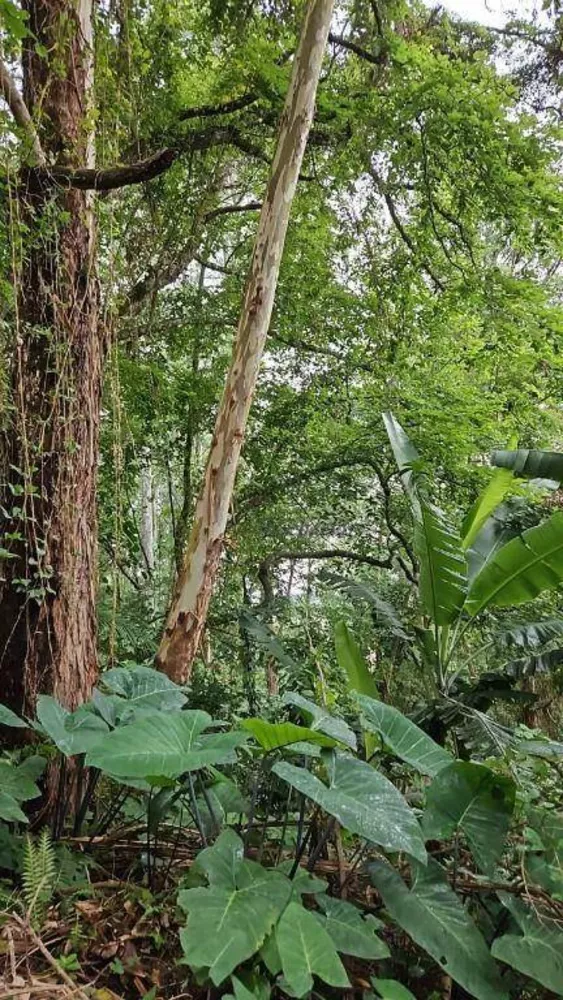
[157,0,335,683]
[0,0,100,716]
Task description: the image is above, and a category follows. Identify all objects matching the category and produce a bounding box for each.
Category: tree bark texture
[157,0,335,683]
[0,0,101,715]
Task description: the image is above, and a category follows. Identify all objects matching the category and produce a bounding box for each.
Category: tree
[157,0,336,682]
[0,0,101,715]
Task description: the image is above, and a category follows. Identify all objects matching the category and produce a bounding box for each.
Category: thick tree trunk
[0,0,100,716]
[157,0,335,683]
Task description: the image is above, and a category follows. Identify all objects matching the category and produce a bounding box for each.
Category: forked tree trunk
[157,0,335,683]
[0,0,100,716]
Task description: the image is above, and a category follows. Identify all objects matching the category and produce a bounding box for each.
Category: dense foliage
[1,0,563,997]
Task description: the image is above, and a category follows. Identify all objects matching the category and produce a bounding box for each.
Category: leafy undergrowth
[1,819,561,1000]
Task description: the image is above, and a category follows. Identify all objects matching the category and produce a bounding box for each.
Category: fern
[22,829,57,927]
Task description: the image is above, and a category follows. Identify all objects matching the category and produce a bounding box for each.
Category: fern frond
[22,830,56,927]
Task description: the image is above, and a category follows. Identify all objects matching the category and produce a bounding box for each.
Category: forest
[1,0,563,997]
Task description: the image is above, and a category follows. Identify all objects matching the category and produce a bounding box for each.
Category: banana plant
[377,414,563,726]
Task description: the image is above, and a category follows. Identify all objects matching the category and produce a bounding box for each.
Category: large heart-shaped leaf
[465,512,563,617]
[0,793,28,823]
[371,979,416,1000]
[283,692,357,749]
[315,896,389,959]
[179,859,291,985]
[86,711,247,778]
[492,894,563,995]
[195,828,245,888]
[358,695,452,777]
[0,758,43,823]
[370,860,507,1000]
[274,754,426,863]
[0,704,28,728]
[102,665,187,711]
[276,901,349,997]
[241,719,336,751]
[422,762,515,874]
[36,697,109,756]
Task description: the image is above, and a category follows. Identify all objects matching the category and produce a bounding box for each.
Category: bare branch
[0,57,46,165]
[369,166,445,292]
[204,201,262,222]
[180,93,260,120]
[269,548,393,568]
[328,32,385,65]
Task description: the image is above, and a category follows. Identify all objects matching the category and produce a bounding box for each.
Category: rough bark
[157,0,335,683]
[0,0,100,716]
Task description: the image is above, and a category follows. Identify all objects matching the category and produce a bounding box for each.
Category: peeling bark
[157,0,335,683]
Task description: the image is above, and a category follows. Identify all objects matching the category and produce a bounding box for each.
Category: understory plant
[0,661,561,998]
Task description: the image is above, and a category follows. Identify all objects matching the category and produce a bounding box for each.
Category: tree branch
[24,147,177,191]
[0,56,45,166]
[180,93,260,120]
[269,548,393,568]
[204,200,262,222]
[369,166,445,292]
[328,32,385,65]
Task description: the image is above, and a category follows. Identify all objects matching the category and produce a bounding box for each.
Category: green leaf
[382,412,422,505]
[491,894,563,996]
[331,579,411,641]
[370,859,507,1000]
[423,762,515,874]
[506,646,563,679]
[239,610,298,670]
[260,931,282,975]
[315,896,389,959]
[334,623,377,757]
[86,711,248,779]
[0,760,41,803]
[0,704,28,728]
[36,696,109,756]
[465,512,563,617]
[496,618,563,649]
[283,692,357,749]
[273,753,426,863]
[358,694,452,777]
[335,624,378,699]
[241,719,337,751]
[492,448,563,484]
[467,506,518,582]
[461,467,515,551]
[276,901,349,997]
[178,860,291,985]
[225,975,270,1000]
[414,498,467,626]
[371,978,417,1000]
[102,665,187,712]
[0,793,28,823]
[195,828,244,888]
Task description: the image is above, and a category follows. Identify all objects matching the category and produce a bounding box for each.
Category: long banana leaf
[465,511,563,617]
[461,467,514,551]
[415,498,467,625]
[492,448,563,484]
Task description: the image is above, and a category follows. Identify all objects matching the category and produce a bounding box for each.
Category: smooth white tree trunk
[157,0,335,682]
